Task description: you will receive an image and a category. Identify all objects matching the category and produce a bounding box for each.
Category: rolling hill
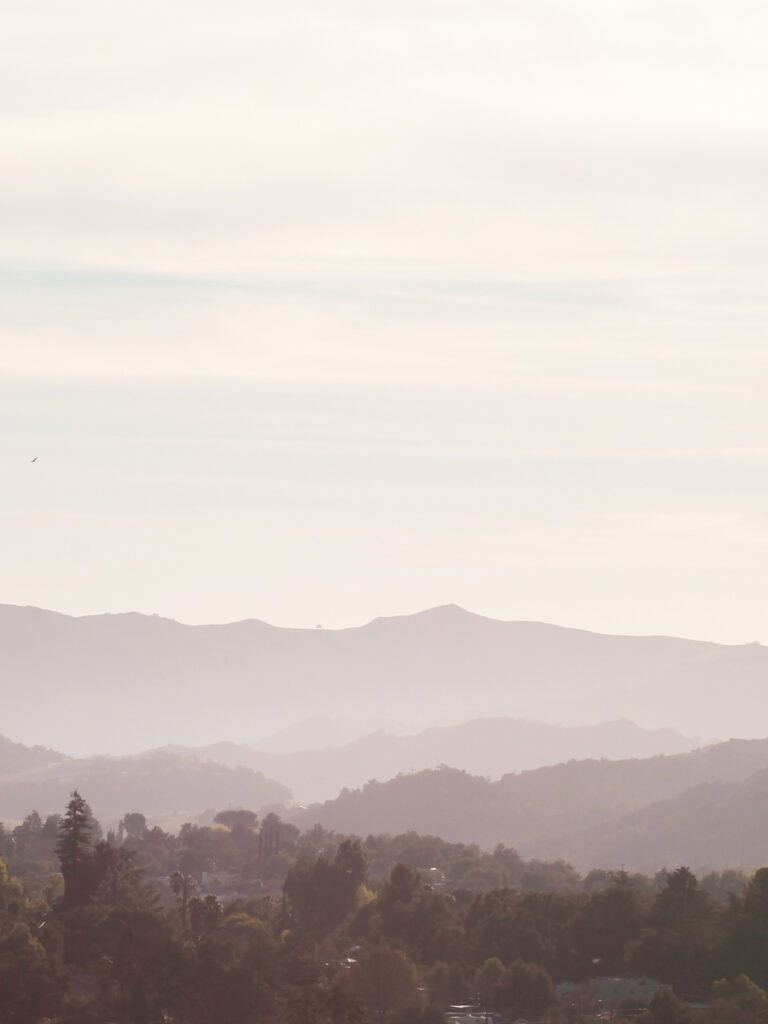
[530,768,768,872]
[289,737,768,870]
[0,734,68,776]
[0,749,291,821]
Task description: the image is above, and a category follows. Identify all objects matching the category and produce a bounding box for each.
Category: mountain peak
[366,603,488,628]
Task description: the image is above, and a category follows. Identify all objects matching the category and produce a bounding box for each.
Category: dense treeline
[1,792,768,1023]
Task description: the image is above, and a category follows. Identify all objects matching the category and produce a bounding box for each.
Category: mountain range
[165,717,696,804]
[4,600,767,869]
[3,727,768,870]
[0,715,692,819]
[2,602,763,755]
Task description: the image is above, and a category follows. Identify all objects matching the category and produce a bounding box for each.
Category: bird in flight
[31,457,38,463]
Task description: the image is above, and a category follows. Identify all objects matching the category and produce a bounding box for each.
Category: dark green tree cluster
[2,792,768,1022]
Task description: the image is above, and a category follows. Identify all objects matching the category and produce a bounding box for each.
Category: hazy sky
[2,1,768,641]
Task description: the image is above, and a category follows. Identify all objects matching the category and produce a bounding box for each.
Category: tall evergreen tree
[55,790,95,909]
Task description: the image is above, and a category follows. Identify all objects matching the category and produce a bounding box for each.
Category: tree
[375,873,458,965]
[336,837,368,888]
[644,989,693,1023]
[570,871,644,975]
[56,791,97,909]
[352,944,423,1023]
[177,823,217,880]
[381,863,422,906]
[494,959,557,1021]
[214,809,261,878]
[259,812,282,861]
[633,867,714,990]
[0,920,52,1023]
[724,867,768,980]
[0,858,56,1023]
[0,823,13,860]
[11,811,42,857]
[475,956,505,1010]
[121,812,148,844]
[215,809,258,836]
[284,840,368,935]
[189,894,223,944]
[90,841,146,907]
[426,961,470,1010]
[285,971,365,1024]
[170,870,198,924]
[706,975,768,1024]
[655,867,709,928]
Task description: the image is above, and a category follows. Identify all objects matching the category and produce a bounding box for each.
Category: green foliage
[56,791,96,909]
[121,811,148,841]
[474,954,505,1002]
[427,960,471,1008]
[13,789,768,1023]
[706,974,768,1023]
[372,862,460,964]
[214,808,258,834]
[285,971,365,1024]
[712,972,767,1008]
[0,858,57,1023]
[352,944,424,1023]
[569,870,646,975]
[189,893,223,943]
[0,921,53,1024]
[494,958,557,1019]
[643,988,694,1023]
[284,839,368,935]
[632,866,716,990]
[721,867,768,981]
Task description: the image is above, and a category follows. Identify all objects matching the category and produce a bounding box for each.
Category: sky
[2,0,768,642]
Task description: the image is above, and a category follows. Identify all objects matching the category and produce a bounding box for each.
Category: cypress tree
[55,790,95,908]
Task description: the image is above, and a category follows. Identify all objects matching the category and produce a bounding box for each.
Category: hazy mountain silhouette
[0,734,68,776]
[0,750,291,820]
[531,767,768,872]
[289,737,768,869]
[165,717,697,803]
[4,729,768,869]
[252,717,421,753]
[1,602,763,755]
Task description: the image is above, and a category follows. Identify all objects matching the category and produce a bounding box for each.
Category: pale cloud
[3,1,768,283]
[2,1,768,642]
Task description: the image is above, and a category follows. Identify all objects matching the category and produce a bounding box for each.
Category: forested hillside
[533,767,768,871]
[290,739,768,870]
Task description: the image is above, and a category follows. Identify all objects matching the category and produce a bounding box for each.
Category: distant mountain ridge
[0,748,291,820]
[252,717,421,753]
[0,716,696,823]
[0,735,68,776]
[165,717,698,803]
[530,767,768,871]
[1,602,764,755]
